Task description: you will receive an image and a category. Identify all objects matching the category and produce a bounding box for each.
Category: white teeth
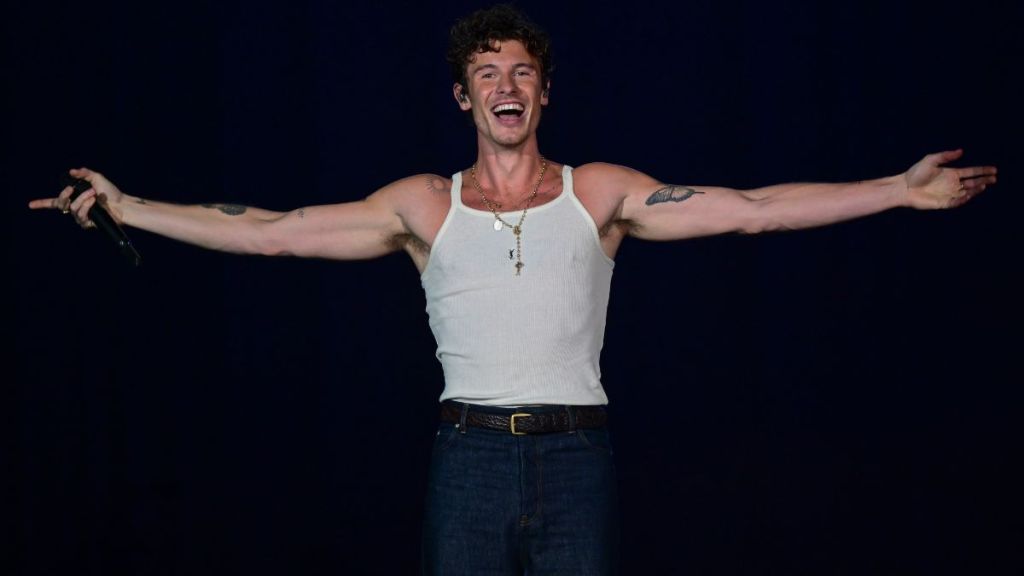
[492,103,525,113]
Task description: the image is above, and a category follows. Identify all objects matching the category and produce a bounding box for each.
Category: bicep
[262,194,405,260]
[623,181,758,241]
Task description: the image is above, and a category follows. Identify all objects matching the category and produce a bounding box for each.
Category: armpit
[598,219,635,239]
[390,232,430,255]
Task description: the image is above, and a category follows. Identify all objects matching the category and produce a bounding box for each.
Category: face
[454,39,549,149]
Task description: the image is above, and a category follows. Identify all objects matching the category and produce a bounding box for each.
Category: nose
[496,72,518,95]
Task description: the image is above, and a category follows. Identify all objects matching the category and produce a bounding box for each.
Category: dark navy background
[8,1,1022,574]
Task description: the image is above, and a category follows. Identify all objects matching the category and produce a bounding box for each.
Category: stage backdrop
[8,0,1022,574]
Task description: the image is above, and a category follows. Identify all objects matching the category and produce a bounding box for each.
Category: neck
[472,142,546,197]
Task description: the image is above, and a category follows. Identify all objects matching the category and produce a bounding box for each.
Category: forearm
[741,174,906,233]
[118,194,288,255]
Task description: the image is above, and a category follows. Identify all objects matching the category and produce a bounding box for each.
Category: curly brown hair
[446,4,554,92]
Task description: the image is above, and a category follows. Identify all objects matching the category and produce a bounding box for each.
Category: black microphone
[63,176,142,266]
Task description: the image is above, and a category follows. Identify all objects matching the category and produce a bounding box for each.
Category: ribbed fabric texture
[421,165,615,406]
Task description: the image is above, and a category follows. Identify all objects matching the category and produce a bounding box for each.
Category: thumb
[69,167,103,184]
[924,149,963,167]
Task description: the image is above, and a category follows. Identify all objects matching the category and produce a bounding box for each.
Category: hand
[903,149,997,210]
[28,167,126,229]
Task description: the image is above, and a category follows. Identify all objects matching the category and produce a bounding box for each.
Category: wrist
[113,194,144,226]
[889,173,911,208]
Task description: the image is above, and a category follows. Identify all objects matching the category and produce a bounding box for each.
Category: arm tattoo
[297,208,305,219]
[135,198,148,205]
[645,185,704,206]
[426,176,448,195]
[201,203,247,215]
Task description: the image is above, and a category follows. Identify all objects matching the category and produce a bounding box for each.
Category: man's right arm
[31,167,414,261]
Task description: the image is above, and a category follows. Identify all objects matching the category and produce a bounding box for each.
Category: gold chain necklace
[469,158,548,276]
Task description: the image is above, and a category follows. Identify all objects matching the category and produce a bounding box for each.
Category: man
[30,5,996,575]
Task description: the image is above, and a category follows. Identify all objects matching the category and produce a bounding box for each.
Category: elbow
[736,199,792,235]
[736,210,768,235]
[731,193,768,235]
[739,220,790,235]
[257,234,296,257]
[739,220,796,235]
[737,214,762,234]
[259,244,292,257]
[250,221,295,257]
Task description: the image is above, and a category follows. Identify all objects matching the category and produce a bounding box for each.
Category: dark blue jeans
[422,403,619,575]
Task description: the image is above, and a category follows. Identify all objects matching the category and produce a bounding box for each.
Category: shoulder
[573,161,630,180]
[572,162,660,197]
[374,173,452,198]
[367,173,453,210]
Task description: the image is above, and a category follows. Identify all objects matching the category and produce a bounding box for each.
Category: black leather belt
[440,401,607,435]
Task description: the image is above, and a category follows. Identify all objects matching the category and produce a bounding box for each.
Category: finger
[951,182,989,207]
[57,185,75,212]
[28,196,63,210]
[75,196,98,228]
[925,148,963,166]
[27,186,75,210]
[956,166,998,179]
[963,182,992,197]
[952,187,983,207]
[69,188,97,213]
[71,190,98,225]
[961,174,996,191]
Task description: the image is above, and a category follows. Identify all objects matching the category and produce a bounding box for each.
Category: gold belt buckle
[510,413,531,435]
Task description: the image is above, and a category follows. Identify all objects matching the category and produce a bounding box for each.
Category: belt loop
[566,405,577,432]
[458,402,469,434]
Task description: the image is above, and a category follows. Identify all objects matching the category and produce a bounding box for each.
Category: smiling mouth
[491,103,525,120]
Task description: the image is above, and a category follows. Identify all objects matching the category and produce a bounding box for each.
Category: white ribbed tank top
[421,165,615,406]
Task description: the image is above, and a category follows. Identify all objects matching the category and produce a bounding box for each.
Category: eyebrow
[472,63,537,75]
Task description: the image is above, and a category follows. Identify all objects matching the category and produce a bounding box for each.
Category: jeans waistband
[440,400,608,435]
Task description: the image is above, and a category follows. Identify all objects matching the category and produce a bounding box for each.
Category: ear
[453,83,471,110]
[541,80,551,106]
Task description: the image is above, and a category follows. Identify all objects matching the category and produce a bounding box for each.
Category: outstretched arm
[29,167,420,260]
[613,149,996,241]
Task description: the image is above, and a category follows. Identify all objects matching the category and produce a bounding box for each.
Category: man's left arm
[618,149,997,241]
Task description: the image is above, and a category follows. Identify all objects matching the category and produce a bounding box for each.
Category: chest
[426,195,609,281]
[403,171,626,272]
[459,183,564,214]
